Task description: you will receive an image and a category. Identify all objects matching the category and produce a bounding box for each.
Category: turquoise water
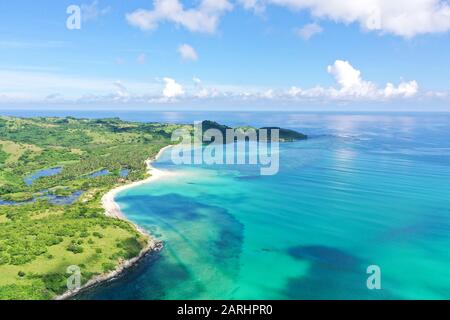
[66,112,450,300]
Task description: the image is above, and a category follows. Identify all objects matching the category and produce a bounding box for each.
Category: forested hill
[0,116,189,197]
[0,116,188,299]
[200,120,308,142]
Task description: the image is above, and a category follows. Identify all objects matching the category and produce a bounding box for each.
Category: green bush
[79,231,90,238]
[93,232,104,239]
[0,253,10,265]
[67,243,84,254]
[40,273,67,294]
[101,262,116,273]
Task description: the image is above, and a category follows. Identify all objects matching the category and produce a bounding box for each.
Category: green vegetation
[0,116,306,300]
[0,116,188,300]
[200,120,308,142]
[0,192,34,202]
[260,127,308,142]
[0,145,8,164]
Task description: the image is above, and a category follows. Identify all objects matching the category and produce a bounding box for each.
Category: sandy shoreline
[55,145,174,300]
[101,145,175,220]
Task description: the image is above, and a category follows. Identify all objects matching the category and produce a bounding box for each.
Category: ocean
[3,110,450,299]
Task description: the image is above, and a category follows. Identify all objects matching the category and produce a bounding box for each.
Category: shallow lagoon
[0,191,83,206]
[24,167,62,186]
[68,112,450,299]
[87,169,110,178]
[120,169,130,178]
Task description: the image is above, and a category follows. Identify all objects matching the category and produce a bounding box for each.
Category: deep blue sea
[3,110,450,299]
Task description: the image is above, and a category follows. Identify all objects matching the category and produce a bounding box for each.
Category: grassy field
[0,140,42,164]
[0,116,186,300]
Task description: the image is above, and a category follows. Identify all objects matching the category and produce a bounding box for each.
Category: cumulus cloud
[81,0,111,22]
[163,77,185,98]
[295,23,323,40]
[0,63,431,106]
[191,77,223,98]
[426,90,448,98]
[327,60,377,97]
[238,0,265,13]
[383,81,419,98]
[241,0,450,38]
[287,60,419,100]
[178,44,198,61]
[125,0,450,38]
[126,0,233,33]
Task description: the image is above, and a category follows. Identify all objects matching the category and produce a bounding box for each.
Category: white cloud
[196,88,213,98]
[329,60,419,99]
[193,77,202,85]
[126,0,233,33]
[238,0,265,13]
[113,81,130,100]
[81,0,111,22]
[295,23,323,40]
[191,77,224,98]
[178,44,199,61]
[241,0,450,38]
[261,89,275,99]
[426,90,448,98]
[288,86,302,97]
[287,60,419,100]
[125,0,450,38]
[0,70,158,103]
[0,62,432,106]
[328,60,362,88]
[384,81,419,98]
[163,77,185,98]
[327,60,377,97]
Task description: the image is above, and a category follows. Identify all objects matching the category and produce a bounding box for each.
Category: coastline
[55,145,174,300]
[101,145,175,220]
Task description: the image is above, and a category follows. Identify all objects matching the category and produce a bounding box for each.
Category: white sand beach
[56,145,175,300]
[102,145,175,220]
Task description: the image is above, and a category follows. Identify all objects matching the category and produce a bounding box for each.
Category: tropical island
[0,116,307,300]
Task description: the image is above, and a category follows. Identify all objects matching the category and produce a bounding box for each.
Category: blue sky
[0,0,450,111]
